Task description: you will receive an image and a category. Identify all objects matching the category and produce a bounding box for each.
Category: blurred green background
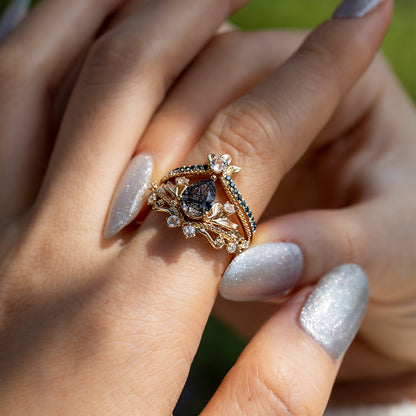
[0,0,414,415]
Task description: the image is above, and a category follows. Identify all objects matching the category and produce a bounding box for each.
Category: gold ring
[147,154,256,255]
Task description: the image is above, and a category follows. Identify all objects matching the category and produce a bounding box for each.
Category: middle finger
[35,0,248,236]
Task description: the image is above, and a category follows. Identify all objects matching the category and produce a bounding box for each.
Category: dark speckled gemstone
[180,179,216,219]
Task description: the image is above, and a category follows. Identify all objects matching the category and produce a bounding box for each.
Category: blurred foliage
[0,0,414,415]
[231,0,416,101]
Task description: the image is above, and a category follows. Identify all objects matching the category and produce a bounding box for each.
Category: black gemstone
[180,179,216,219]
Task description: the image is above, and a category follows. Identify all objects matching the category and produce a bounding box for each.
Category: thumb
[202,265,369,416]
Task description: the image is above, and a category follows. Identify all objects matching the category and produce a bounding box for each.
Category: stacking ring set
[147,154,256,255]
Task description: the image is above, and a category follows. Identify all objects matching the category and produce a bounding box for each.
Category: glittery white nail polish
[219,243,303,301]
[333,0,386,19]
[300,264,369,360]
[0,0,30,41]
[104,154,153,239]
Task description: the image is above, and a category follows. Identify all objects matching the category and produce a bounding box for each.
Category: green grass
[231,0,416,101]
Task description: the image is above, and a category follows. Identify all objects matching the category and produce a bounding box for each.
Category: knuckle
[83,32,154,86]
[338,210,367,264]
[296,28,344,99]
[206,97,285,171]
[231,360,308,416]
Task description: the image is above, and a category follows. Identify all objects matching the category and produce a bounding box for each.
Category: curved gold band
[147,154,256,255]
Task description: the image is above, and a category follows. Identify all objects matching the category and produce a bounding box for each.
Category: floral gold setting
[147,154,256,255]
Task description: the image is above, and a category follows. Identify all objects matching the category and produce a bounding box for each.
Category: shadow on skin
[0,274,110,388]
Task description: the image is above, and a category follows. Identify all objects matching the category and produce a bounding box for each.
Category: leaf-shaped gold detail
[223,165,241,175]
[207,202,223,219]
[221,154,232,165]
[164,182,179,198]
[207,154,216,164]
[210,217,239,231]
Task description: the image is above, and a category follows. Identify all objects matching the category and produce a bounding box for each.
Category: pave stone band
[147,154,256,255]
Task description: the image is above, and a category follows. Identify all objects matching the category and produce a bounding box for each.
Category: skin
[0,0,414,414]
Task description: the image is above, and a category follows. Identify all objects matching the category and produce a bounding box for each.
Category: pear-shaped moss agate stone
[180,179,216,219]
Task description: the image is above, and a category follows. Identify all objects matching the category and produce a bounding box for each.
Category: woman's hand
[0,0,407,414]
[214,12,416,396]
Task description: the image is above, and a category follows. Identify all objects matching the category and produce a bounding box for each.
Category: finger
[191,0,393,212]
[0,0,127,218]
[1,0,125,86]
[235,195,416,363]
[202,265,369,416]
[220,206,372,302]
[36,0,249,231]
[104,30,305,237]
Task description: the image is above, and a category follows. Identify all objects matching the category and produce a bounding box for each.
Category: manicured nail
[0,0,30,41]
[333,0,386,19]
[219,243,303,301]
[300,264,369,360]
[104,154,153,239]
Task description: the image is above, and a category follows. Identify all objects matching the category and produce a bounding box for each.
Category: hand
[0,0,404,414]
[214,6,416,396]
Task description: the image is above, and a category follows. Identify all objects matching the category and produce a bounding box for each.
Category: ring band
[147,154,256,255]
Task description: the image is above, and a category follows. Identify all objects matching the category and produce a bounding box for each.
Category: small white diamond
[241,241,249,249]
[210,155,228,173]
[215,237,225,248]
[167,215,180,228]
[147,193,157,205]
[227,243,237,253]
[224,202,235,214]
[176,177,189,186]
[182,225,196,238]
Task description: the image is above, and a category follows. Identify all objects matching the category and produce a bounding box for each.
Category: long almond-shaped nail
[104,154,153,239]
[0,0,30,41]
[300,264,369,360]
[333,0,386,19]
[219,243,303,301]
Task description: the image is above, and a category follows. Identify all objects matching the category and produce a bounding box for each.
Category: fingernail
[104,154,153,239]
[300,264,369,360]
[219,243,303,302]
[333,0,386,19]
[0,0,30,41]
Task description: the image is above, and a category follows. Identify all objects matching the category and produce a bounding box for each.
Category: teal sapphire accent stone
[180,179,216,219]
